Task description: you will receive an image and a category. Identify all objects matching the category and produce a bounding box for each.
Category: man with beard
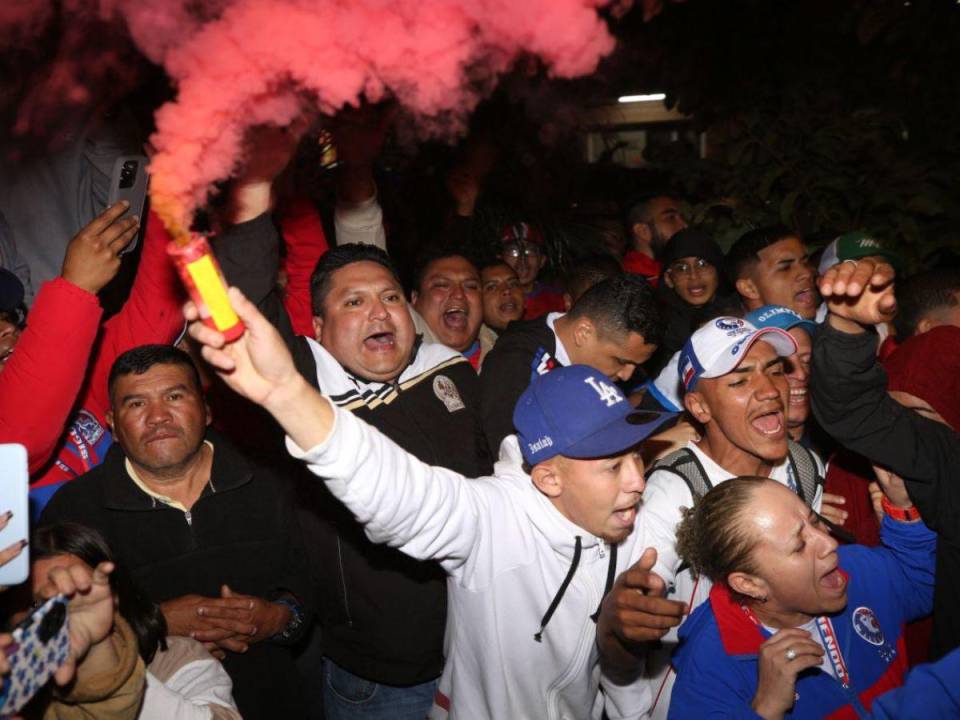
[596,317,826,719]
[217,228,490,718]
[727,226,819,320]
[623,194,688,284]
[40,345,312,720]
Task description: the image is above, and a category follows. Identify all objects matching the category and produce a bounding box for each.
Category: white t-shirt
[640,441,826,719]
[761,617,836,680]
[545,312,572,366]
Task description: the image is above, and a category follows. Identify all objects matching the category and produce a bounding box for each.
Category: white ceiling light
[617,93,666,104]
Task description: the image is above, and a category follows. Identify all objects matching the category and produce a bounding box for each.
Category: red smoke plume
[3,0,619,234]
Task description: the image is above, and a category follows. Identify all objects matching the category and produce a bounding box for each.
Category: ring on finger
[842,259,859,268]
[785,647,798,661]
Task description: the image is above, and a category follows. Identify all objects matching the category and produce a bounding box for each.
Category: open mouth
[819,565,846,592]
[363,331,396,351]
[750,410,784,436]
[498,300,518,314]
[442,308,468,330]
[788,388,808,406]
[794,288,816,307]
[612,505,637,527]
[686,285,707,297]
[0,346,13,366]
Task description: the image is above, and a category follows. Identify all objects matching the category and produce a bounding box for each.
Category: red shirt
[623,250,661,286]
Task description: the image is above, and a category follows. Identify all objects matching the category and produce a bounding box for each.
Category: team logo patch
[535,350,560,376]
[73,410,105,445]
[852,606,885,646]
[433,375,465,413]
[715,318,744,332]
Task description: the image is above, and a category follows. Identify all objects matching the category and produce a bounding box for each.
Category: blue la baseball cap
[746,305,817,337]
[513,365,676,465]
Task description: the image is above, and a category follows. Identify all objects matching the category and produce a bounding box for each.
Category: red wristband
[881,496,921,522]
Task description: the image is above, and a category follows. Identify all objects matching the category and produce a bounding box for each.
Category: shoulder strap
[651,448,715,504]
[786,440,824,508]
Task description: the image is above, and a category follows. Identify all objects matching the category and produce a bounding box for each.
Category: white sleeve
[288,404,483,572]
[139,661,239,720]
[634,469,695,588]
[334,194,387,251]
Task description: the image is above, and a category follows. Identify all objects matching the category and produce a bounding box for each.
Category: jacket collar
[709,569,851,656]
[100,428,253,511]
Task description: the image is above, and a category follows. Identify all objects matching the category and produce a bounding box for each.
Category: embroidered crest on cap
[584,376,621,407]
[852,606,885,646]
[433,375,465,413]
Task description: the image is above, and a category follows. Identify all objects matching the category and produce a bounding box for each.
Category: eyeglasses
[668,258,712,276]
[502,243,542,261]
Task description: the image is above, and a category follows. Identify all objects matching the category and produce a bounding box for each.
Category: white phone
[0,444,29,587]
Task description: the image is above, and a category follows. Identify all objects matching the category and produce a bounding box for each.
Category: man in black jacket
[40,345,312,719]
[215,209,490,718]
[479,273,660,454]
[811,257,960,659]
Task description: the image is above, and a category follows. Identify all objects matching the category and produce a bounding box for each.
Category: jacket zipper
[336,535,353,626]
[545,560,603,720]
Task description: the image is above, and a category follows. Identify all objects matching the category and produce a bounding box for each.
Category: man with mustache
[727,226,820,320]
[217,221,490,717]
[39,344,313,720]
[597,317,827,719]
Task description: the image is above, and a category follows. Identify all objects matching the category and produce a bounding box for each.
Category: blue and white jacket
[668,516,950,719]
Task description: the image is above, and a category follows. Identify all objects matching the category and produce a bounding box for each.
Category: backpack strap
[651,448,715,504]
[786,440,824,508]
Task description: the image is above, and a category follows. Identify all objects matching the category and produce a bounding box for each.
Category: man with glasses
[499,221,565,320]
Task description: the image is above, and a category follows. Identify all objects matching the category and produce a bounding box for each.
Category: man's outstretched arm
[185,289,482,569]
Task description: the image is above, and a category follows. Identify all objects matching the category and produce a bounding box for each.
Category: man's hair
[33,523,167,664]
[309,243,401,316]
[726,225,797,282]
[675,476,766,587]
[108,345,201,403]
[564,254,623,305]
[894,268,960,338]
[567,274,661,345]
[410,244,479,297]
[626,192,676,228]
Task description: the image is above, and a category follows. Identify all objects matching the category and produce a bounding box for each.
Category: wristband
[881,496,921,522]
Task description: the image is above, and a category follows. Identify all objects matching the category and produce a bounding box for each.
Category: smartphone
[107,154,149,255]
[0,444,28,588]
[0,595,71,715]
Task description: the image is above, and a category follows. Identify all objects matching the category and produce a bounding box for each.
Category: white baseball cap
[678,317,797,392]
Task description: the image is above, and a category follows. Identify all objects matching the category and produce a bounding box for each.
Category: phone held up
[107,155,150,256]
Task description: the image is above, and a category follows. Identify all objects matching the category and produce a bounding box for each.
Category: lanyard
[815,616,851,687]
[741,605,851,689]
[54,429,92,477]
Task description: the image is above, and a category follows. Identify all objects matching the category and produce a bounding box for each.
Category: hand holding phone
[0,595,70,715]
[107,155,149,255]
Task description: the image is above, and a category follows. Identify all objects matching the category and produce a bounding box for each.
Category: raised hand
[598,547,687,646]
[33,561,116,686]
[61,202,139,294]
[185,286,301,407]
[752,628,824,719]
[871,464,914,511]
[818,257,896,331]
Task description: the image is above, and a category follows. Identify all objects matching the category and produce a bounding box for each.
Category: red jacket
[15,212,184,514]
[277,198,329,338]
[0,278,101,473]
[623,250,661,286]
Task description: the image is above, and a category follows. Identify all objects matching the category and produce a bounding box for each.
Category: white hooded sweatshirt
[288,404,662,720]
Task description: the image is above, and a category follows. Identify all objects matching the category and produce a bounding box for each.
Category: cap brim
[562,410,677,460]
[701,328,798,380]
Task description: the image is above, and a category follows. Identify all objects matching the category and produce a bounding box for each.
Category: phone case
[0,595,71,715]
[107,155,149,255]
[0,444,29,588]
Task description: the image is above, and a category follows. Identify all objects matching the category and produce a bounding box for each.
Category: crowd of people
[1,118,960,720]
